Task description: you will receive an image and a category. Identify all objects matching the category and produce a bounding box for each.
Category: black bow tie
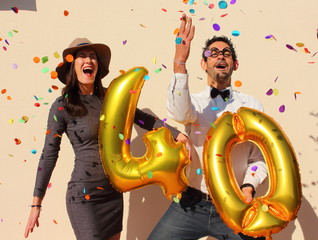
[210,88,230,101]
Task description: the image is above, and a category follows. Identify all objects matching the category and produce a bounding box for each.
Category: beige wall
[1,0,317,239]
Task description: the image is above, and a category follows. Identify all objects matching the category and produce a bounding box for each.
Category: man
[148,14,267,240]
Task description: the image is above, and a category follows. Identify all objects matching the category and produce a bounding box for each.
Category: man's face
[201,41,238,88]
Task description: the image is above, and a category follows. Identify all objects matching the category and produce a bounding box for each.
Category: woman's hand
[176,133,192,159]
[24,206,41,238]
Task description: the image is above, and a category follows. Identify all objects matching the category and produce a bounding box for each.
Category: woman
[24,38,190,240]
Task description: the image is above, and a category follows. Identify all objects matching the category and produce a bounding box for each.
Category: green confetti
[53,115,57,121]
[147,171,153,179]
[42,67,49,73]
[154,68,162,73]
[119,133,124,140]
[42,56,49,64]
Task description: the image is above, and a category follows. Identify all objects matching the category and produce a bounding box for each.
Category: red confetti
[34,103,40,107]
[58,107,64,111]
[220,13,228,17]
[162,8,167,12]
[52,85,59,90]
[1,89,6,94]
[85,194,91,200]
[64,10,69,16]
[14,138,21,145]
[215,154,223,157]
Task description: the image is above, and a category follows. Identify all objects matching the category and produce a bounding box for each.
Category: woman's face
[74,47,98,89]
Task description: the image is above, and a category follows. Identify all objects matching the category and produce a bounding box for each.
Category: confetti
[144,75,150,80]
[162,8,167,12]
[51,85,59,90]
[139,24,147,28]
[294,91,301,100]
[34,103,40,107]
[97,187,104,190]
[1,89,7,94]
[47,183,52,189]
[51,71,58,79]
[154,68,162,73]
[64,10,69,16]
[138,120,144,125]
[42,56,49,64]
[209,4,215,9]
[218,1,228,9]
[220,13,228,17]
[234,80,242,87]
[42,67,49,73]
[129,90,136,94]
[266,89,273,96]
[31,149,37,154]
[273,88,279,96]
[279,105,285,113]
[296,42,304,47]
[196,168,202,175]
[53,52,60,58]
[12,63,18,69]
[212,23,221,31]
[216,154,223,157]
[21,116,29,123]
[173,197,180,203]
[125,139,130,145]
[33,57,40,63]
[189,9,195,14]
[286,44,297,52]
[11,7,19,14]
[147,171,153,179]
[230,0,237,4]
[14,138,21,145]
[231,30,240,37]
[195,131,201,134]
[65,54,74,62]
[153,57,157,64]
[173,28,179,35]
[119,133,124,140]
[175,37,182,44]
[8,119,14,124]
[85,195,90,200]
[262,204,269,212]
[156,152,163,157]
[251,166,258,171]
[53,219,58,224]
[211,107,220,110]
[3,46,7,51]
[122,40,127,45]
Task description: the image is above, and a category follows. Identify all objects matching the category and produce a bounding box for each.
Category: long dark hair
[61,60,105,117]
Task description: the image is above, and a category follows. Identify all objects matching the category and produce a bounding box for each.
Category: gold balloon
[203,107,301,239]
[99,67,190,199]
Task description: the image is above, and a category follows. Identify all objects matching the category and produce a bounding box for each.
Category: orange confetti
[52,85,59,90]
[51,71,58,79]
[1,89,6,94]
[53,219,58,224]
[119,70,125,74]
[97,187,105,190]
[64,10,69,16]
[33,56,40,63]
[173,28,179,35]
[65,54,74,62]
[156,152,163,157]
[85,194,91,200]
[46,129,51,135]
[14,138,21,145]
[129,90,136,94]
[7,96,12,100]
[234,80,242,87]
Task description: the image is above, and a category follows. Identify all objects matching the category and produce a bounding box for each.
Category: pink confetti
[230,0,237,4]
[279,105,285,113]
[266,89,273,96]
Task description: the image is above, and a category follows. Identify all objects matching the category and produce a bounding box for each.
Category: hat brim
[56,43,111,84]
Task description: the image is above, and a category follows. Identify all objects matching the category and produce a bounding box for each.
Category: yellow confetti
[100,114,105,121]
[139,24,147,28]
[173,28,179,35]
[53,52,60,58]
[8,119,14,124]
[153,57,157,64]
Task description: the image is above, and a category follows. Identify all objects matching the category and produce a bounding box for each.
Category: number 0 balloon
[203,107,301,239]
[99,67,190,199]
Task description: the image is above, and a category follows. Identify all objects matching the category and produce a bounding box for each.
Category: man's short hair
[202,36,237,62]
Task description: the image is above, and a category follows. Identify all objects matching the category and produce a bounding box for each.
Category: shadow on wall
[0,0,37,11]
[124,109,318,240]
[125,108,172,240]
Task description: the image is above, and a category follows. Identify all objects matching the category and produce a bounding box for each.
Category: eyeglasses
[204,47,233,58]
